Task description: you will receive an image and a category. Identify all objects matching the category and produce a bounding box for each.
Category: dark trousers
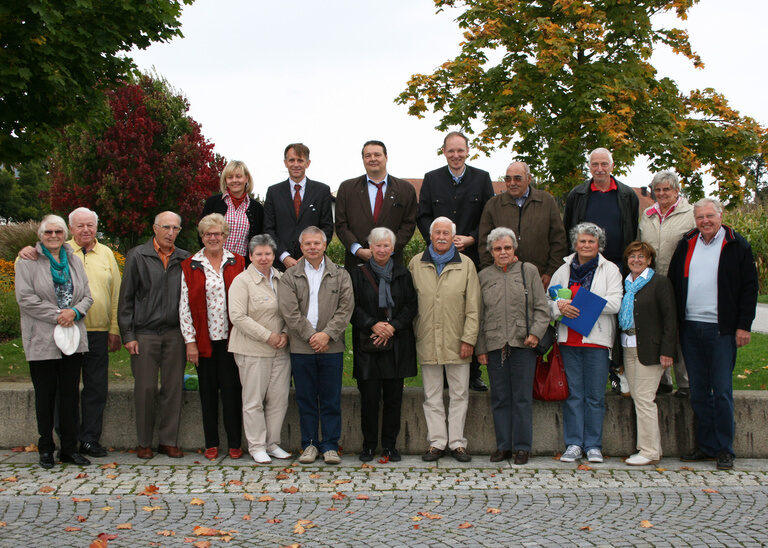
[30,354,83,454]
[486,347,536,451]
[197,340,243,449]
[79,331,109,445]
[469,356,482,381]
[681,320,737,457]
[290,352,343,453]
[357,377,404,450]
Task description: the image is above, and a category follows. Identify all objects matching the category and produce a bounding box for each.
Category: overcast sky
[130,0,768,199]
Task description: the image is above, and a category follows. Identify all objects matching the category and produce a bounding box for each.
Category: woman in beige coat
[228,234,290,464]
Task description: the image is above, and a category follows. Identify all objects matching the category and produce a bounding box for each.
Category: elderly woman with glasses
[15,215,93,469]
[227,234,292,464]
[179,213,246,460]
[548,222,622,464]
[476,227,549,465]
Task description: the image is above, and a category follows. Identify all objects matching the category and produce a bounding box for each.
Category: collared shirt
[222,191,250,257]
[153,237,175,269]
[256,267,276,293]
[304,257,325,329]
[590,177,618,193]
[620,267,651,348]
[685,226,725,324]
[351,176,389,255]
[179,249,235,343]
[67,239,121,334]
[291,177,307,201]
[449,166,466,184]
[645,196,681,223]
[513,186,531,208]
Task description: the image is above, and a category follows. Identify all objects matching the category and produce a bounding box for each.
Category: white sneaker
[298,444,318,464]
[267,446,292,460]
[560,445,582,462]
[252,450,272,464]
[626,453,659,466]
[586,448,604,463]
[323,450,341,464]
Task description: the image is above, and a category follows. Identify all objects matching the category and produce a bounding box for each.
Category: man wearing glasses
[478,161,567,287]
[118,211,191,459]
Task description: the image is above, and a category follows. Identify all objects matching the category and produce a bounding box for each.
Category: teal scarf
[40,245,71,285]
[619,268,654,330]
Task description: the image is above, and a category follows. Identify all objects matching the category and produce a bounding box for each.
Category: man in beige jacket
[409,217,481,462]
[278,226,354,465]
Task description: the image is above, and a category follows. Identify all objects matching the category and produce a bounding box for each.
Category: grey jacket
[475,261,550,355]
[277,257,354,354]
[118,238,190,343]
[15,243,93,361]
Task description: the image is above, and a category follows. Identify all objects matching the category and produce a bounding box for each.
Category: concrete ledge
[0,384,766,457]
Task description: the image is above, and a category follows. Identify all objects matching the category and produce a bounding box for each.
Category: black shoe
[469,377,488,392]
[680,448,715,462]
[674,388,690,399]
[422,446,444,462]
[381,448,401,462]
[514,450,529,465]
[716,452,734,470]
[489,449,513,462]
[80,441,107,457]
[358,448,375,462]
[39,452,55,469]
[58,452,91,465]
[656,383,673,395]
[451,447,472,462]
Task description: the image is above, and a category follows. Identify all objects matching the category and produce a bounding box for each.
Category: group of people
[14,135,757,472]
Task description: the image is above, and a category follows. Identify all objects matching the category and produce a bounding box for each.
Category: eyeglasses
[43,229,65,235]
[504,175,525,182]
[155,224,182,232]
[203,232,224,239]
[627,254,647,260]
[492,245,514,252]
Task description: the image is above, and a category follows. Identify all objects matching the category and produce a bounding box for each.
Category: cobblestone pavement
[0,451,766,547]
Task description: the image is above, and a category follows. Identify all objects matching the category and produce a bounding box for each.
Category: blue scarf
[40,245,71,285]
[568,255,599,291]
[428,243,455,276]
[619,268,654,330]
[367,257,395,309]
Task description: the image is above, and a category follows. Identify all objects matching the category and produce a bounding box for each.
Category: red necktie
[293,184,302,218]
[372,182,384,223]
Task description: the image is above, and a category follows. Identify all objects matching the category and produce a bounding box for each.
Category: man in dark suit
[418,132,495,391]
[263,143,334,271]
[417,132,495,267]
[335,140,417,269]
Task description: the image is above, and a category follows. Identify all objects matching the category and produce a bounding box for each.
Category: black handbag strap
[359,264,392,321]
[520,261,530,335]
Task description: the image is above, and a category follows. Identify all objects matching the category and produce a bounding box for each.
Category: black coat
[629,274,677,365]
[201,194,264,263]
[350,262,417,380]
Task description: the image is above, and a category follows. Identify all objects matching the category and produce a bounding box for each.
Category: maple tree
[48,74,225,250]
[0,0,192,164]
[397,0,766,201]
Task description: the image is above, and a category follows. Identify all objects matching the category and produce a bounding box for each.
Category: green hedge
[725,201,768,294]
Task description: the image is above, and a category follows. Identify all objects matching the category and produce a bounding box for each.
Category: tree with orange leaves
[397,0,766,202]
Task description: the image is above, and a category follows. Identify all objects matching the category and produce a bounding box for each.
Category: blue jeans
[486,347,536,451]
[290,352,343,453]
[680,321,737,457]
[560,345,609,450]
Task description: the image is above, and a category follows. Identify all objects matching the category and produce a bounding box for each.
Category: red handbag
[533,342,569,401]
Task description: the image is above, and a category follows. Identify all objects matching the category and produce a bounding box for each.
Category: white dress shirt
[304,257,325,329]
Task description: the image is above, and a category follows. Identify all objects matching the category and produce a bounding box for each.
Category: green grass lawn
[0,328,761,389]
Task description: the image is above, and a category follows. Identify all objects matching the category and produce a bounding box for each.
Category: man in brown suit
[335,140,417,269]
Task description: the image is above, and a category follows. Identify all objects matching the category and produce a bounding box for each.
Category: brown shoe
[490,449,513,462]
[158,444,183,458]
[421,446,445,462]
[513,450,529,465]
[451,446,472,462]
[137,446,153,459]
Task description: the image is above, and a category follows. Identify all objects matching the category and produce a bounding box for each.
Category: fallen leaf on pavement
[411,516,422,521]
[553,452,562,460]
[361,463,374,469]
[640,520,653,528]
[117,523,132,529]
[293,524,305,535]
[38,486,55,493]
[101,506,113,511]
[106,474,117,480]
[72,497,91,502]
[580,525,593,531]
[279,544,301,548]
[75,473,88,479]
[377,456,390,464]
[190,498,205,505]
[77,515,87,522]
[139,485,159,495]
[193,526,220,536]
[143,506,162,512]
[283,486,299,494]
[228,480,243,486]
[331,492,347,500]
[356,494,369,500]
[275,473,289,480]
[282,468,295,474]
[345,511,355,514]
[458,522,473,529]
[702,488,719,494]
[89,540,107,548]
[577,464,592,471]
[157,530,176,536]
[266,519,282,524]
[242,515,251,520]
[24,444,37,452]
[327,507,338,511]
[655,467,667,472]
[486,507,501,514]
[193,542,211,548]
[413,524,419,530]
[258,495,275,502]
[100,462,117,469]
[11,447,23,453]
[309,473,322,478]
[680,466,694,471]
[2,477,17,482]
[64,526,81,532]
[417,511,442,520]
[333,479,350,485]
[243,493,255,501]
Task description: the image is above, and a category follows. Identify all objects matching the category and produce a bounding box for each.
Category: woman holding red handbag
[476,227,549,465]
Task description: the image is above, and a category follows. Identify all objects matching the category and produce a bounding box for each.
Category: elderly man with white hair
[18,207,123,458]
[668,198,757,470]
[408,216,481,462]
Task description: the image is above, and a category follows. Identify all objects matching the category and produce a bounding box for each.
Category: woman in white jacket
[548,222,622,464]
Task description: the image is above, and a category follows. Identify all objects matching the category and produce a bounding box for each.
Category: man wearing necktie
[335,140,417,270]
[263,143,334,272]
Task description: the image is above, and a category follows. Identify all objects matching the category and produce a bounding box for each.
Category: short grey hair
[508,161,531,176]
[487,227,518,251]
[693,197,723,215]
[650,170,680,192]
[68,207,98,226]
[367,227,396,247]
[248,233,277,255]
[154,211,182,226]
[588,147,613,164]
[38,214,69,240]
[570,222,606,253]
[429,216,456,237]
[299,225,327,244]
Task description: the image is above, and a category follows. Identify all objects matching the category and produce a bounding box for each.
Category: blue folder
[560,288,608,337]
